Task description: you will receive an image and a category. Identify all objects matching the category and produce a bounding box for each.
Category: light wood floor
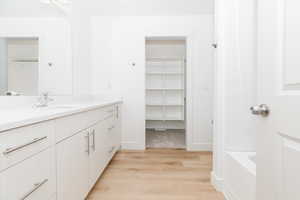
[87,149,225,200]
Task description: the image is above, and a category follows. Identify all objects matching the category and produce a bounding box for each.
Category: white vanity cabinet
[0,102,122,200]
[56,104,122,200]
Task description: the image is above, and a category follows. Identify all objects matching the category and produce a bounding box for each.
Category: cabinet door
[113,105,122,149]
[56,130,90,200]
[110,105,122,152]
[105,108,121,162]
[89,121,108,187]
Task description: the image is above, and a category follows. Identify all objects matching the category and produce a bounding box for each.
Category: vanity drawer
[0,147,55,200]
[0,121,55,171]
[87,109,105,126]
[89,105,118,125]
[103,105,118,119]
[55,112,89,143]
[55,105,119,143]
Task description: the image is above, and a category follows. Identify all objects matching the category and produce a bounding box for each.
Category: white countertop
[0,98,122,133]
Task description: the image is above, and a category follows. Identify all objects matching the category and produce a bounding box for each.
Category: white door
[257,0,300,199]
[56,131,90,200]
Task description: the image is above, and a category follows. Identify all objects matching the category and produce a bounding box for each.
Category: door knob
[250,104,270,117]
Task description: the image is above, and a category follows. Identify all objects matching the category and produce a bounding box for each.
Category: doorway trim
[144,36,188,149]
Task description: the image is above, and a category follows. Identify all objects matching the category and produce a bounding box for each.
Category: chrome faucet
[5,91,21,96]
[36,92,54,107]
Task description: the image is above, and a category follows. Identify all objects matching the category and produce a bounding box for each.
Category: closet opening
[145,37,186,149]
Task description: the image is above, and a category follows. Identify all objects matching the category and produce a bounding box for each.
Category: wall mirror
[0,37,39,96]
[0,18,73,96]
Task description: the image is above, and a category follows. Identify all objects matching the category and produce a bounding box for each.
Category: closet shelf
[146,72,184,75]
[146,104,184,106]
[146,88,184,91]
[146,120,185,130]
[146,117,184,121]
[146,57,185,61]
[146,126,185,130]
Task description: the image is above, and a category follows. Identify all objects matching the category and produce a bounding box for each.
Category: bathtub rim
[226,151,256,176]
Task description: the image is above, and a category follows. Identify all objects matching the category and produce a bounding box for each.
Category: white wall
[82,0,214,94]
[0,18,72,95]
[0,0,214,96]
[90,16,117,94]
[0,0,64,17]
[99,16,213,150]
[118,0,214,15]
[69,12,92,95]
[212,0,257,192]
[146,39,186,58]
[71,0,214,16]
[0,39,8,95]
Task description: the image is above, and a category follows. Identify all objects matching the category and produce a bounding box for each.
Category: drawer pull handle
[20,178,48,200]
[3,136,48,155]
[91,130,96,151]
[116,106,119,119]
[85,133,90,155]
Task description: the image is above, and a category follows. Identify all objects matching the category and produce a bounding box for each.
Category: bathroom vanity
[0,100,122,200]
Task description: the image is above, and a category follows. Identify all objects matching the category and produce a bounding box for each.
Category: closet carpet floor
[146,130,186,149]
[86,149,225,200]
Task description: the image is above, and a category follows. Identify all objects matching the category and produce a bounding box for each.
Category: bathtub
[224,152,256,200]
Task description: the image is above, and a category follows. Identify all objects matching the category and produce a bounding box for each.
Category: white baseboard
[122,142,212,151]
[187,142,212,151]
[121,142,145,150]
[211,171,224,192]
[223,184,240,200]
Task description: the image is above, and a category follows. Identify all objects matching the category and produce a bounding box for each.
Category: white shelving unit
[146,57,186,131]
